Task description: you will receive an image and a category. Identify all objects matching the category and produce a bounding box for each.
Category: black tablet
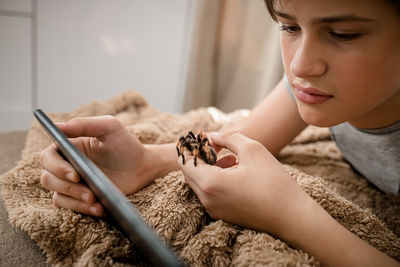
[34,109,184,267]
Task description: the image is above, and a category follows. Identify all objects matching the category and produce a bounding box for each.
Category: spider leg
[182,153,186,165]
[208,147,217,165]
[180,145,186,164]
[197,130,205,142]
[193,145,199,167]
[203,137,210,146]
[199,142,217,165]
[177,137,187,164]
[188,131,196,139]
[176,140,182,157]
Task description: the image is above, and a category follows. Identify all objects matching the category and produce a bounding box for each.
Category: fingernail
[81,192,89,202]
[208,132,221,139]
[55,122,66,129]
[66,171,76,181]
[89,206,98,216]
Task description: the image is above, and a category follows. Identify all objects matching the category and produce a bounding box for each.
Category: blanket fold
[1,90,399,266]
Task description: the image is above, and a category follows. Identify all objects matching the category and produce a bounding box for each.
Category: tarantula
[176,131,217,166]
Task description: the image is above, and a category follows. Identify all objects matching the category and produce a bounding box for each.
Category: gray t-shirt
[284,74,400,194]
[330,122,400,194]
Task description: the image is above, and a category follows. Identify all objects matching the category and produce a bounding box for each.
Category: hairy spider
[176,131,217,166]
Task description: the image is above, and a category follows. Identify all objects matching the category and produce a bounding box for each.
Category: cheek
[280,36,296,73]
[340,38,400,94]
[334,55,398,106]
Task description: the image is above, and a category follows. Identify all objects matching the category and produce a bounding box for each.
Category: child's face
[277,0,400,128]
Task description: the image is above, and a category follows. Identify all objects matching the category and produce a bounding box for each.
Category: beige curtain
[183,0,283,113]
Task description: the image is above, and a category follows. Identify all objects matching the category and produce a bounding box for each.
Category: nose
[290,35,327,78]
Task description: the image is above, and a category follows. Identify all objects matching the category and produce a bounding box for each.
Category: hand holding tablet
[34,109,184,267]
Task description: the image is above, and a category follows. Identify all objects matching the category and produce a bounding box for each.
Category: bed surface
[0,91,398,265]
[0,131,47,266]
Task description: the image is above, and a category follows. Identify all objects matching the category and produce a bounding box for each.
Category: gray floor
[0,131,48,267]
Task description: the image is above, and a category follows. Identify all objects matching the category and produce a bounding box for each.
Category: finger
[57,115,120,139]
[208,132,254,160]
[205,132,224,153]
[178,154,220,191]
[41,170,96,204]
[207,130,237,153]
[40,144,80,183]
[215,154,237,168]
[53,192,104,217]
[178,157,207,201]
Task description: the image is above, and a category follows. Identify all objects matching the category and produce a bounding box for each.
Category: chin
[298,108,341,128]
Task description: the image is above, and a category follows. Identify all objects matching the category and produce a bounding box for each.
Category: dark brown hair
[264,0,277,21]
[264,0,400,21]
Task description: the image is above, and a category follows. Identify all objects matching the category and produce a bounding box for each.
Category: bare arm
[229,78,307,155]
[279,190,399,267]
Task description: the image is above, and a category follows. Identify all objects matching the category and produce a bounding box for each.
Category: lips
[294,85,333,105]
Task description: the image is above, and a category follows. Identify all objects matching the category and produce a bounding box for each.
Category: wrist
[143,143,179,180]
[276,192,324,245]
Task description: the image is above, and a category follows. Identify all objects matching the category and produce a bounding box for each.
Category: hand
[180,132,400,266]
[179,131,310,236]
[40,116,155,217]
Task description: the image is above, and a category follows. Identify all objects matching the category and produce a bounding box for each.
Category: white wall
[0,0,32,132]
[0,0,195,132]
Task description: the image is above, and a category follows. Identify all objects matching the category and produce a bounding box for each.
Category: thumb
[209,132,258,164]
[206,132,224,153]
[56,116,123,158]
[208,132,244,154]
[207,130,236,152]
[57,115,119,139]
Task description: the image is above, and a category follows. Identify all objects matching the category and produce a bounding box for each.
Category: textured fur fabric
[1,90,399,266]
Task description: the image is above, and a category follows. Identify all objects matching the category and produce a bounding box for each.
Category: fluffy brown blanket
[1,91,399,266]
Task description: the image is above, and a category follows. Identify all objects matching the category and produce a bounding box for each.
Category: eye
[279,24,300,34]
[329,31,361,41]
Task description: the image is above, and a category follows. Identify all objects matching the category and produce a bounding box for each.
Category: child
[40,0,400,265]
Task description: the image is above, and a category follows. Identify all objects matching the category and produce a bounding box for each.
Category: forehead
[271,0,399,22]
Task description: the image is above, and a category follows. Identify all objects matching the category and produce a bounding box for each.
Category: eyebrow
[274,11,376,24]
